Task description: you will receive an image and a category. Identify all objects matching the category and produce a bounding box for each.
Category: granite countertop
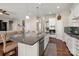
[65,32,79,40]
[64,27,79,40]
[10,32,46,45]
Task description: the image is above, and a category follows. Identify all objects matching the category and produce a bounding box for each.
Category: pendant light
[57,14,61,20]
[36,6,40,21]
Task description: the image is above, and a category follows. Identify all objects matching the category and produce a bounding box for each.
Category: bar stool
[0,33,18,56]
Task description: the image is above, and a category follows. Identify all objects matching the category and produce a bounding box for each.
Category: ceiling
[0,3,74,20]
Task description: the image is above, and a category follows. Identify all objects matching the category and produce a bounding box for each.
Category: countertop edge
[10,33,46,46]
[64,32,79,40]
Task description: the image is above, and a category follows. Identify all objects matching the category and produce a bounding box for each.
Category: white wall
[49,17,56,29]
[12,17,38,32]
[9,16,45,33]
[56,11,70,41]
[25,18,38,32]
[63,11,71,27]
[56,19,64,40]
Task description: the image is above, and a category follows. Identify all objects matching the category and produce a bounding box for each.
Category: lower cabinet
[74,39,79,56]
[18,42,39,56]
[64,33,76,55]
[44,34,49,50]
[39,38,44,56]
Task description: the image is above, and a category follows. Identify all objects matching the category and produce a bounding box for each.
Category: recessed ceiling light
[43,17,45,20]
[26,16,30,19]
[0,12,3,15]
[49,12,52,14]
[38,3,41,5]
[28,12,32,15]
[36,20,39,22]
[57,6,60,9]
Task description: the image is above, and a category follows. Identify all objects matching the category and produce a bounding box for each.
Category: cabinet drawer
[75,39,79,47]
[76,47,79,50]
[75,43,79,47]
[75,39,79,43]
[74,44,79,56]
[76,48,79,56]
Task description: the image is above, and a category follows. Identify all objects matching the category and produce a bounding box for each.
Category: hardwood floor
[0,41,18,56]
[0,37,73,56]
[44,37,73,56]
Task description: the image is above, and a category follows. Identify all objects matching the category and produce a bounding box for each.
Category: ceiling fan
[0,9,9,15]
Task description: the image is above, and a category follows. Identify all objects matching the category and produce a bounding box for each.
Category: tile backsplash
[64,27,79,35]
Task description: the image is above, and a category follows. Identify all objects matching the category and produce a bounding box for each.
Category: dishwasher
[39,37,44,56]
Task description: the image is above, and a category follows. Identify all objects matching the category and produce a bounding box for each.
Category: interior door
[2,22,7,31]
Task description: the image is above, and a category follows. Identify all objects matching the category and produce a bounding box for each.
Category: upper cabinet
[74,4,79,18]
[68,4,79,27]
[70,4,79,19]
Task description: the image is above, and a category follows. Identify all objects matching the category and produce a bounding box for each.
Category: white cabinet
[70,4,79,19]
[70,37,79,56]
[74,38,79,56]
[18,42,39,56]
[68,37,76,55]
[73,4,79,17]
[66,34,75,55]
[64,33,79,56]
[64,33,69,43]
[44,34,49,50]
[64,33,76,55]
[68,4,79,27]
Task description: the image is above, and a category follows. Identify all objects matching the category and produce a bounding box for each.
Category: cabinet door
[74,4,79,17]
[44,34,49,49]
[65,34,70,47]
[68,4,79,27]
[67,35,72,52]
[70,4,79,19]
[39,39,44,56]
[64,33,68,43]
[75,39,79,56]
[64,33,76,55]
[69,37,76,55]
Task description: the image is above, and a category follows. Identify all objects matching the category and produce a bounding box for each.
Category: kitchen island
[10,32,46,56]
